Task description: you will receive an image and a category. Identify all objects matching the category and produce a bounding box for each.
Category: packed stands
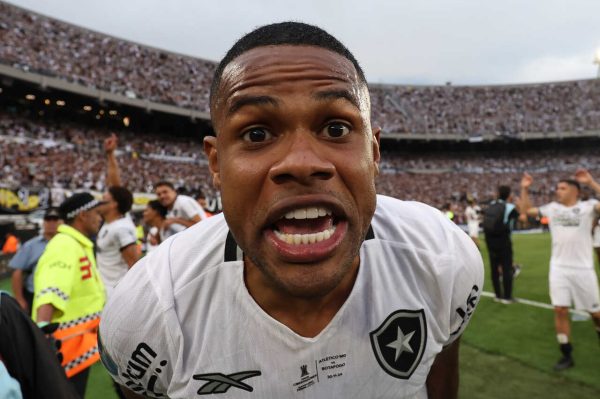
[2,109,598,218]
[1,1,600,137]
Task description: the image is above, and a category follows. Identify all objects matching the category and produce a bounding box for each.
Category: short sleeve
[33,241,76,316]
[116,225,137,250]
[538,203,552,217]
[180,197,207,220]
[8,241,32,271]
[445,229,485,346]
[99,252,179,398]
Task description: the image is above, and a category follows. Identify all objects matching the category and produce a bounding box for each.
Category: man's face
[205,45,380,298]
[143,205,157,224]
[97,192,116,217]
[80,208,102,237]
[555,182,578,204]
[42,217,61,237]
[155,185,176,208]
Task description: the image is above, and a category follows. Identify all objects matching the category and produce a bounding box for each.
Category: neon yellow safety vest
[33,224,106,377]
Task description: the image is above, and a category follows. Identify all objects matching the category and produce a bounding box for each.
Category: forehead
[213,45,366,115]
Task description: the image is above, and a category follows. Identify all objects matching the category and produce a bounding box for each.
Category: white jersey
[593,219,600,248]
[465,205,480,237]
[166,194,207,235]
[99,195,483,399]
[96,217,138,296]
[539,199,599,269]
[465,206,480,225]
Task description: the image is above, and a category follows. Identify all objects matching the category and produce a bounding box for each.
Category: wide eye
[322,122,350,138]
[242,127,273,143]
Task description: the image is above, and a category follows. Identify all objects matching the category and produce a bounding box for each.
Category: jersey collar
[57,224,94,249]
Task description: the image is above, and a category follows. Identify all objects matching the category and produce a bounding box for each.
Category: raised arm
[575,169,600,213]
[105,133,123,188]
[519,172,539,217]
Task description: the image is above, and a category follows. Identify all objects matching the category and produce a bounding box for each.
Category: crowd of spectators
[0,111,212,196]
[1,1,600,137]
[2,110,599,222]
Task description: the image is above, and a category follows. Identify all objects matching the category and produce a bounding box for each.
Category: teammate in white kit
[99,22,483,399]
[464,198,481,248]
[520,170,600,371]
[98,134,141,298]
[155,181,207,237]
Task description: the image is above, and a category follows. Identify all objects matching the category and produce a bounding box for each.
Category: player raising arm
[520,169,600,371]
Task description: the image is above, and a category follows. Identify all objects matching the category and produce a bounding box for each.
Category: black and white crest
[370,309,427,379]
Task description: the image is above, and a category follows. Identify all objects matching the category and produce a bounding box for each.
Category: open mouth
[272,206,337,245]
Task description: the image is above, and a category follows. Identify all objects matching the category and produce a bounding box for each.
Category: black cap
[43,207,61,220]
[58,193,105,220]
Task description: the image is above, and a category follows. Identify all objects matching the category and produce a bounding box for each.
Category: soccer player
[520,169,600,371]
[465,197,481,247]
[99,22,483,399]
[98,134,141,298]
[9,207,62,312]
[155,181,207,237]
[142,199,167,253]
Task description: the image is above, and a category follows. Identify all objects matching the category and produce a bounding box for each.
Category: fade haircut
[209,21,367,111]
[558,179,580,192]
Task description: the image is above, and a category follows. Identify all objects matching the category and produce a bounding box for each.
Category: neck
[42,231,56,241]
[561,198,578,207]
[69,222,89,238]
[244,258,359,338]
[104,211,123,223]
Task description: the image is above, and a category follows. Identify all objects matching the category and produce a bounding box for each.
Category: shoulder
[372,195,468,253]
[20,235,44,250]
[371,195,483,280]
[108,213,231,311]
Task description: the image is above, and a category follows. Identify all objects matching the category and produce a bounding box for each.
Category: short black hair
[558,179,581,191]
[108,186,133,215]
[147,200,167,218]
[155,181,175,191]
[209,21,366,111]
[498,185,511,201]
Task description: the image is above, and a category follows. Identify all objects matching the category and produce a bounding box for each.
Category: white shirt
[465,205,480,227]
[539,199,599,269]
[96,217,138,296]
[99,195,483,399]
[166,194,207,235]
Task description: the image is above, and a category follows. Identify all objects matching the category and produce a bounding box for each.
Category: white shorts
[593,225,600,248]
[549,267,600,313]
[467,222,479,238]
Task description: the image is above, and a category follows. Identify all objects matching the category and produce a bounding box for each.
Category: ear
[203,136,221,189]
[371,126,381,177]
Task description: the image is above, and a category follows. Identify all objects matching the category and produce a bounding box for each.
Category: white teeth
[274,227,336,245]
[294,209,307,219]
[284,207,332,220]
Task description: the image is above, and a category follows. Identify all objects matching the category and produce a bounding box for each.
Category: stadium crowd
[2,110,599,222]
[0,111,212,196]
[1,1,600,136]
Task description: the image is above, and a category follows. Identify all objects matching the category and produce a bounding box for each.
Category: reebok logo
[193,371,261,395]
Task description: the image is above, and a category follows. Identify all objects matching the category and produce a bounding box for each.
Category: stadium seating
[1,1,599,136]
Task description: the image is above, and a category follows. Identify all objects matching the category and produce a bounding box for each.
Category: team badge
[370,309,427,379]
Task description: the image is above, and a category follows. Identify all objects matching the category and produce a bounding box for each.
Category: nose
[268,132,335,185]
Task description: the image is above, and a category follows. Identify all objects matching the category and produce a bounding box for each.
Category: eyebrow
[227,95,279,116]
[312,89,361,109]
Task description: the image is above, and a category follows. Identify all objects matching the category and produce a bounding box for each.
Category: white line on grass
[481,290,589,317]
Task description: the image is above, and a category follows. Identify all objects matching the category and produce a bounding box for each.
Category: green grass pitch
[2,232,599,398]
